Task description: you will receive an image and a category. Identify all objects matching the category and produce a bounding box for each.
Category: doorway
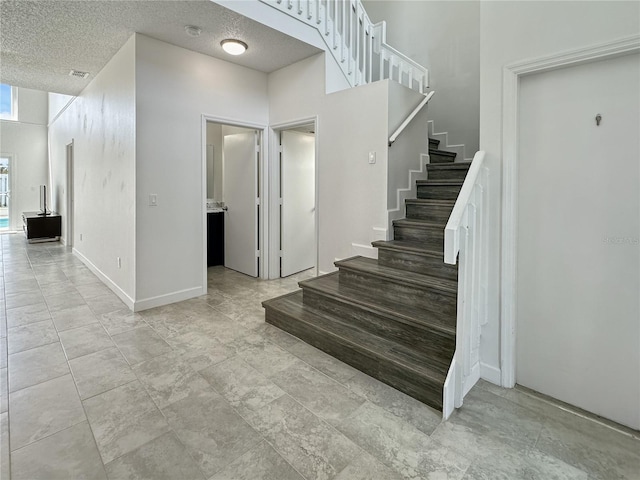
[278,125,317,277]
[66,142,74,246]
[515,53,640,429]
[0,155,10,231]
[204,120,262,279]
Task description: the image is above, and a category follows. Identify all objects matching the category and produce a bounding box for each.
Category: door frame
[0,153,16,231]
[500,35,640,388]
[65,141,74,246]
[268,117,319,279]
[201,114,268,291]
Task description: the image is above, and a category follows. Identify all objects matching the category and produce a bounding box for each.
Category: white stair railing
[259,0,428,93]
[442,151,489,420]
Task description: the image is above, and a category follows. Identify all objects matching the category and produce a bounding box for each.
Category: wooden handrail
[388,90,435,147]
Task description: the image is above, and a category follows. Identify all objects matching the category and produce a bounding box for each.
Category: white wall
[134,34,269,307]
[48,93,74,124]
[364,0,480,156]
[479,1,640,379]
[0,87,49,230]
[269,53,390,274]
[49,36,136,302]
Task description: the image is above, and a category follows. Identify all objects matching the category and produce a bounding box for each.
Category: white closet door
[281,130,315,277]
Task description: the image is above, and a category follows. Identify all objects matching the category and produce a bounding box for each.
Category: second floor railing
[260,0,429,94]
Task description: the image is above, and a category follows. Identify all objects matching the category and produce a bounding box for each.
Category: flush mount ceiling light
[184,25,202,37]
[220,39,248,56]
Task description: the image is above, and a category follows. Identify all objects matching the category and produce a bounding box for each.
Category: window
[0,84,17,120]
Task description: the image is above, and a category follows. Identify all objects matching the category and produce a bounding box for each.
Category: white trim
[0,152,16,231]
[72,248,135,310]
[133,286,205,312]
[351,242,378,259]
[500,34,640,388]
[201,114,269,288]
[480,362,502,386]
[269,117,320,280]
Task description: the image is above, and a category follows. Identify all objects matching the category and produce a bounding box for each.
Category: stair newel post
[480,168,490,326]
[454,221,469,408]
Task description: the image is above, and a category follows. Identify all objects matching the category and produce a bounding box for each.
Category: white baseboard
[351,243,378,259]
[480,362,502,386]
[72,248,135,310]
[387,153,429,230]
[133,286,205,312]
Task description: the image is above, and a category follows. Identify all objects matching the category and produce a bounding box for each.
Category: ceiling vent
[69,70,90,79]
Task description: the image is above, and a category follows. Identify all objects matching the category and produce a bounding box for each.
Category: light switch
[149,194,158,206]
[368,151,376,164]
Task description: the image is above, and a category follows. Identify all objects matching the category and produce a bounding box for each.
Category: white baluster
[317,0,322,25]
[287,0,292,10]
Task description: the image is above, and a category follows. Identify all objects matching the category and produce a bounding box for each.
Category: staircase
[263,138,471,412]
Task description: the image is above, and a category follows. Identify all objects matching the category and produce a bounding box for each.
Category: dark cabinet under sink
[207,212,224,267]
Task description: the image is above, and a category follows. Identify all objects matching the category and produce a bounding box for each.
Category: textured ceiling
[0,0,322,95]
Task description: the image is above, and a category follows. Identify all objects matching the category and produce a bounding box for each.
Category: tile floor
[0,233,639,479]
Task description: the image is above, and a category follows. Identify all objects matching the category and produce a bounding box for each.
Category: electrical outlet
[149,194,158,206]
[117,257,121,269]
[368,151,376,164]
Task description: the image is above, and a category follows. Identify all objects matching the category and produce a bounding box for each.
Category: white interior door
[516,53,640,429]
[281,130,315,277]
[223,132,258,277]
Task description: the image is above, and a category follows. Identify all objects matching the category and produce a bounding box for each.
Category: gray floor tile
[346,370,443,436]
[200,356,286,415]
[85,293,127,315]
[209,440,304,480]
[8,342,69,392]
[6,302,51,329]
[6,292,45,310]
[7,320,59,355]
[162,389,261,477]
[271,359,366,423]
[449,387,545,452]
[76,282,113,300]
[132,351,213,409]
[0,337,6,369]
[1,368,7,413]
[536,415,640,479]
[9,374,86,451]
[165,330,234,371]
[69,347,136,400]
[104,432,205,480]
[4,278,40,295]
[10,421,107,480]
[337,401,471,480]
[100,308,147,336]
[112,326,172,365]
[45,292,87,313]
[59,323,114,360]
[1,412,9,480]
[462,447,588,480]
[227,333,299,377]
[40,281,79,298]
[51,304,99,332]
[245,394,360,480]
[335,451,404,480]
[83,380,170,464]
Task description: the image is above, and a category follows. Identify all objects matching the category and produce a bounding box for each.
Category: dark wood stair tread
[263,291,449,381]
[335,256,456,293]
[405,198,456,206]
[416,179,464,186]
[300,271,456,335]
[393,218,447,230]
[372,239,445,259]
[427,162,471,170]
[429,148,456,157]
